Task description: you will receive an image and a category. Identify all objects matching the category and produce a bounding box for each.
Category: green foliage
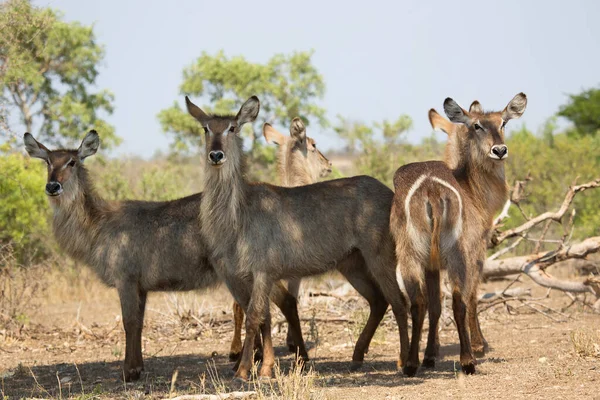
[557,86,600,136]
[88,156,201,202]
[0,152,50,263]
[334,114,444,188]
[158,50,327,151]
[0,0,118,148]
[505,127,600,240]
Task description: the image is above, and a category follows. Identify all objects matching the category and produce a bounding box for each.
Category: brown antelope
[390,93,527,375]
[229,117,332,360]
[23,131,308,382]
[186,96,409,380]
[428,104,490,357]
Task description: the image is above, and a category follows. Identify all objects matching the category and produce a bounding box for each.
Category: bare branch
[491,179,600,246]
[484,236,600,296]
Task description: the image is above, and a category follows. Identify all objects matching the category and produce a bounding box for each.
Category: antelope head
[443,93,527,167]
[24,131,99,200]
[185,96,260,169]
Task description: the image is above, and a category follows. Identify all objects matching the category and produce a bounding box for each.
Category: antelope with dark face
[23,131,308,382]
[390,93,527,375]
[187,96,409,381]
[229,117,333,360]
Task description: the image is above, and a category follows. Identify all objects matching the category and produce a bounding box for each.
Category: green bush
[0,153,51,263]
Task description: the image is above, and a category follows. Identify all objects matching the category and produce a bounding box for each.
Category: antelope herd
[23,92,527,382]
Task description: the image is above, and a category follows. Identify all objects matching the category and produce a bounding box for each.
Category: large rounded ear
[185,96,210,125]
[428,109,454,135]
[469,100,483,114]
[443,98,471,125]
[290,117,306,144]
[78,130,100,160]
[263,123,285,146]
[23,133,50,160]
[236,96,260,126]
[502,92,527,122]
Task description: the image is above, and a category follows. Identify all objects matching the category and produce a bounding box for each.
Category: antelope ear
[78,130,100,160]
[502,92,527,122]
[290,117,306,144]
[469,100,483,114]
[185,96,210,125]
[263,123,285,146]
[443,98,471,126]
[428,109,454,135]
[23,133,50,160]
[236,96,260,126]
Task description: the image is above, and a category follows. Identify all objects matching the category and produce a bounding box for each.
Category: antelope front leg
[285,278,301,352]
[118,285,147,381]
[235,272,273,381]
[270,281,309,363]
[452,290,476,374]
[468,275,488,357]
[229,301,245,361]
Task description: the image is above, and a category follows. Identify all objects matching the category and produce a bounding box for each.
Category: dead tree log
[484,236,600,296]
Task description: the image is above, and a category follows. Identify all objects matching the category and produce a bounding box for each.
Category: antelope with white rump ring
[390,93,527,375]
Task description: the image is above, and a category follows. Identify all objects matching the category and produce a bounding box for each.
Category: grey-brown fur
[390,93,527,375]
[187,96,410,380]
[23,131,308,382]
[229,118,333,360]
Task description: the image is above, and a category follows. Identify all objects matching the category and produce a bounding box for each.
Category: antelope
[428,104,489,356]
[229,117,332,360]
[186,96,410,381]
[390,93,527,375]
[23,131,308,382]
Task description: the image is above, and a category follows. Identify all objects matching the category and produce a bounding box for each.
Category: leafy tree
[333,114,441,188]
[0,0,117,148]
[158,50,327,152]
[558,86,600,136]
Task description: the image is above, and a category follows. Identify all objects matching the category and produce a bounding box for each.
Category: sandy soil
[1,274,599,399]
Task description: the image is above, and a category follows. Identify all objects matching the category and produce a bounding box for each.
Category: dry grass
[0,244,43,333]
[570,328,600,358]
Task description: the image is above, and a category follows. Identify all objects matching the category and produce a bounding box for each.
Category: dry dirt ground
[1,271,599,399]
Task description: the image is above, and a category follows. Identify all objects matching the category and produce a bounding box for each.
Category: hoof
[123,366,143,382]
[229,352,241,362]
[350,361,363,372]
[254,351,263,363]
[403,365,418,377]
[461,362,476,375]
[258,375,272,383]
[422,358,435,368]
[232,376,248,385]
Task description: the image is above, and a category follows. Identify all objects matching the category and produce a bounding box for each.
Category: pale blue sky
[39,0,600,157]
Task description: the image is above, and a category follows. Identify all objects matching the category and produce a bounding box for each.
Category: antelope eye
[474,123,483,131]
[68,160,76,167]
[229,126,235,133]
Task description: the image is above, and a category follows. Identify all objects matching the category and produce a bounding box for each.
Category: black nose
[208,151,225,163]
[491,145,508,159]
[45,181,62,195]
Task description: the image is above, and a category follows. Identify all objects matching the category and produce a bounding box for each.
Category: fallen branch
[484,236,600,295]
[171,392,257,400]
